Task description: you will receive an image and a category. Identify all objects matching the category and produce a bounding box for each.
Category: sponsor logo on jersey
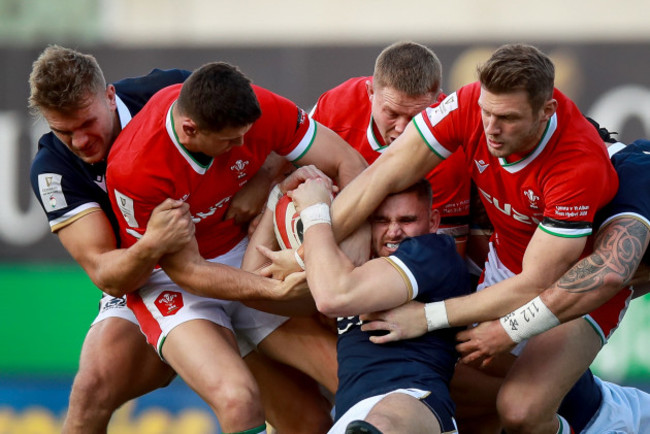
[114,189,139,228]
[474,159,489,173]
[523,189,540,209]
[230,159,249,179]
[99,295,127,312]
[38,173,67,212]
[424,92,458,127]
[154,291,184,316]
[93,175,107,192]
[479,187,542,226]
[192,196,232,223]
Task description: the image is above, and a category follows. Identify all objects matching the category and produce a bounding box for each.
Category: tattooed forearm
[556,218,650,294]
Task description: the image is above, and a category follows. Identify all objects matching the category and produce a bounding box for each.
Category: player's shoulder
[326,76,369,95]
[395,233,459,266]
[113,69,190,97]
[31,132,71,176]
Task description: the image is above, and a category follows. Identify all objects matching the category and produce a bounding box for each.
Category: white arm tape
[300,203,331,233]
[424,301,450,331]
[499,296,560,343]
[266,185,283,212]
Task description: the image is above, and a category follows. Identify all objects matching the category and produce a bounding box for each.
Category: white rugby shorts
[125,238,289,359]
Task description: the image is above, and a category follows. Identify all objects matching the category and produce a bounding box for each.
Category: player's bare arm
[159,237,309,302]
[58,198,194,297]
[295,122,368,189]
[361,227,587,344]
[291,178,410,317]
[226,152,290,225]
[445,227,587,326]
[330,123,443,242]
[456,216,650,365]
[539,216,649,321]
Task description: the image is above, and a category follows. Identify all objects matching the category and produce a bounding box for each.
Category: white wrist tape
[499,296,560,343]
[300,203,331,233]
[424,301,450,332]
[266,185,283,212]
[294,249,305,270]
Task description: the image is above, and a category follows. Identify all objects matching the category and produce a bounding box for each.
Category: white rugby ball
[273,194,303,250]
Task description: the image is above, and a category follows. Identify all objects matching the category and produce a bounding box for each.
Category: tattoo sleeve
[556,218,650,294]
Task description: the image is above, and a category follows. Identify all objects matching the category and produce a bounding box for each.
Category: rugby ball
[273,194,303,250]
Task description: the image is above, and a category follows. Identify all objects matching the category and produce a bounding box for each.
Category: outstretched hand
[256,245,302,280]
[456,319,516,368]
[359,300,428,344]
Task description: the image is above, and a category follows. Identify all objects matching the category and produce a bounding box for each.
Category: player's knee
[206,378,263,423]
[496,392,540,434]
[70,368,119,409]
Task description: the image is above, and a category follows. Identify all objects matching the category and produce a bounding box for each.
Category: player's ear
[182,119,198,137]
[366,80,374,101]
[429,209,441,233]
[541,98,558,121]
[105,84,117,110]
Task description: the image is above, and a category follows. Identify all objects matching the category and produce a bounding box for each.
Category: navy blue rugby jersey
[334,233,472,419]
[30,69,190,237]
[596,139,650,265]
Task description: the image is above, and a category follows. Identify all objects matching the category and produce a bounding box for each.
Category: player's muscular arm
[58,199,194,297]
[291,178,408,317]
[159,237,308,302]
[360,229,587,343]
[296,123,368,189]
[445,227,587,326]
[539,217,650,322]
[330,123,443,242]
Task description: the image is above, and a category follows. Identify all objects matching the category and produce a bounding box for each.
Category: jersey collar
[366,115,388,153]
[499,113,557,173]
[115,95,132,129]
[166,102,213,174]
[607,141,627,157]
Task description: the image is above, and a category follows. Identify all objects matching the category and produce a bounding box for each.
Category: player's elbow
[602,273,628,297]
[312,287,351,318]
[99,284,129,298]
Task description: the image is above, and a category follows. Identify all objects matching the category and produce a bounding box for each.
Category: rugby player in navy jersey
[290,177,471,434]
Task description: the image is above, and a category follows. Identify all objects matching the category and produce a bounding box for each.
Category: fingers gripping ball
[273,194,303,250]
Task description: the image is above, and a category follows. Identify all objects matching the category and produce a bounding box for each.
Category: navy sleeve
[390,233,472,303]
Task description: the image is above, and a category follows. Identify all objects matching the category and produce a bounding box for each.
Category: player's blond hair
[28,45,106,114]
[373,41,442,97]
[478,43,555,113]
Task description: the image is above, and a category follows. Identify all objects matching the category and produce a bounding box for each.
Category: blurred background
[1,0,650,432]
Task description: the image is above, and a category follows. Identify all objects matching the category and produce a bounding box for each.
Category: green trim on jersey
[293,121,317,162]
[583,315,607,346]
[538,224,591,238]
[169,102,213,170]
[227,423,267,434]
[499,119,551,167]
[412,118,446,161]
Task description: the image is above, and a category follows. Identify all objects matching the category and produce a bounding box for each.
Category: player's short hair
[478,43,554,113]
[28,45,106,114]
[177,62,262,132]
[387,178,433,209]
[373,41,442,96]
